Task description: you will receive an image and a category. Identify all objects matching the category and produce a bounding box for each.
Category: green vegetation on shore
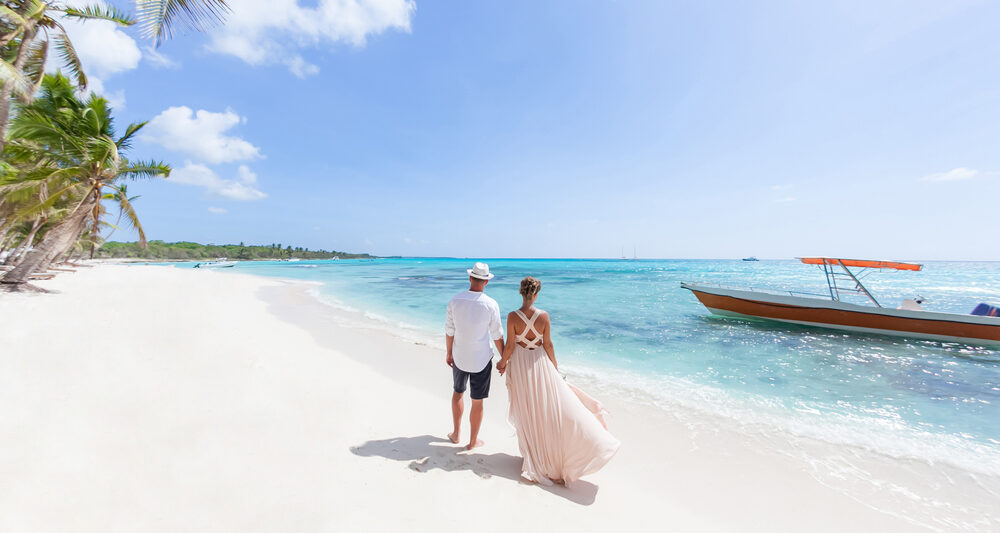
[97,241,372,261]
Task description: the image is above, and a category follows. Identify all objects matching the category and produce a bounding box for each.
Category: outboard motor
[971,303,1000,317]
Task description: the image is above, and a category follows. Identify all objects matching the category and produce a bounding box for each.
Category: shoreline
[266,276,1000,532]
[1,264,995,531]
[295,271,1000,480]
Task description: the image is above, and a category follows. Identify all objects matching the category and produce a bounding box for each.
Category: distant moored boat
[742,256,759,261]
[194,258,237,268]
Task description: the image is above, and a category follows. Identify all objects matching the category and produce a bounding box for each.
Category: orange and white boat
[681,257,1000,346]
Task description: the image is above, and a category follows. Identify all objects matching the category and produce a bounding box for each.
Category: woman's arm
[497,313,517,375]
[540,312,557,371]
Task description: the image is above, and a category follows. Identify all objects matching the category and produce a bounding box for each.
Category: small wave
[306,287,445,349]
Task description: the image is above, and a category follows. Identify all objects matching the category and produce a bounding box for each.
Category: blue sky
[76,0,1000,259]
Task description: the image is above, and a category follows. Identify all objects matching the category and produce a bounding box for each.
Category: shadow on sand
[350,434,598,506]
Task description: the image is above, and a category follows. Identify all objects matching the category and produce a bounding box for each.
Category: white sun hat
[467,262,494,280]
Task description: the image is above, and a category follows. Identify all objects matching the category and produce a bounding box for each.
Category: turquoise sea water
[170,258,1000,480]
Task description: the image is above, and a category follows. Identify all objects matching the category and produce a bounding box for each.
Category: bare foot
[465,438,485,451]
[447,432,460,444]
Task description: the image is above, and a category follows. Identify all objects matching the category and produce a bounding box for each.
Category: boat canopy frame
[797,257,924,309]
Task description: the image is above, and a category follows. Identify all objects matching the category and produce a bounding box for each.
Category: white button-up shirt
[445,290,503,373]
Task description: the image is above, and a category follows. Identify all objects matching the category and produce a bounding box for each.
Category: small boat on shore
[682,257,1000,346]
[194,258,237,269]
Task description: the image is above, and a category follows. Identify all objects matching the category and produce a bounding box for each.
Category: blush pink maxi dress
[505,309,621,486]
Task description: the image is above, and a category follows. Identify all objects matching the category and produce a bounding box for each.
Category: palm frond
[62,4,136,26]
[17,38,48,103]
[4,181,86,231]
[0,166,85,191]
[7,110,90,160]
[136,0,229,47]
[88,135,120,169]
[0,5,28,28]
[116,121,147,150]
[120,160,171,180]
[113,186,146,246]
[24,0,47,20]
[53,30,87,90]
[0,55,33,96]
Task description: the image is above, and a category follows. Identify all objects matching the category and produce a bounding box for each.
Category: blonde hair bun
[519,276,541,297]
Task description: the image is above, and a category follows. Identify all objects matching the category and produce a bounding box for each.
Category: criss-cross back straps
[513,309,543,349]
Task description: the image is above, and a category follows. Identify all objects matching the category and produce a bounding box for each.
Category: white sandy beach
[1,265,992,532]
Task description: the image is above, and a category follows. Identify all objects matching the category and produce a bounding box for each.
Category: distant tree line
[96,241,372,261]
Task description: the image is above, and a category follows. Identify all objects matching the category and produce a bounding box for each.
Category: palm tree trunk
[40,203,91,269]
[0,22,38,153]
[1,196,94,285]
[3,216,42,265]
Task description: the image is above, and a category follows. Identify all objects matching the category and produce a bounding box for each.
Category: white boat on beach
[194,258,237,269]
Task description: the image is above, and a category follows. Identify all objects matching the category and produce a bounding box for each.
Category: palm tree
[0,179,53,265]
[0,74,169,288]
[135,0,229,46]
[87,183,143,259]
[0,1,135,151]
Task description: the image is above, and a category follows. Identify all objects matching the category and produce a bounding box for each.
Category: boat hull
[194,261,237,269]
[681,283,1000,346]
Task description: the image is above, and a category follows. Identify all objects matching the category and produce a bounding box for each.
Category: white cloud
[144,107,263,164]
[207,206,228,214]
[774,197,796,203]
[287,55,320,78]
[206,0,415,76]
[919,167,979,182]
[143,46,181,69]
[60,16,142,78]
[170,162,267,201]
[86,77,126,109]
[50,4,142,105]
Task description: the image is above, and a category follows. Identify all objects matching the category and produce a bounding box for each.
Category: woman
[497,277,620,486]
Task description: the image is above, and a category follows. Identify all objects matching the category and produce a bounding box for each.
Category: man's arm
[446,335,455,367]
[445,301,456,367]
[490,302,504,359]
[497,315,516,375]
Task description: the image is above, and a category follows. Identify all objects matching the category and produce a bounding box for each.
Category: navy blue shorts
[453,361,492,400]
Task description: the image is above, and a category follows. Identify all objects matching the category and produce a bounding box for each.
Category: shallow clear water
[170,258,1000,478]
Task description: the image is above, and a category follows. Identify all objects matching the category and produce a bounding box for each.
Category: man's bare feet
[447,432,460,444]
[465,438,485,451]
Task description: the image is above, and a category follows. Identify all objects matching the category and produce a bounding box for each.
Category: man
[445,262,504,450]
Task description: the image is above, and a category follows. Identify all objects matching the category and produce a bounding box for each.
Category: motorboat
[681,257,1000,346]
[194,258,237,268]
[742,256,759,262]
